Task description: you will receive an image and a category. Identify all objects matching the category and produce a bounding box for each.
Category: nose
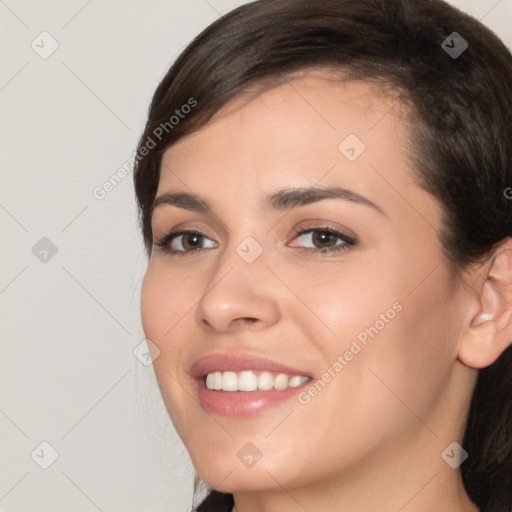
[195,241,281,333]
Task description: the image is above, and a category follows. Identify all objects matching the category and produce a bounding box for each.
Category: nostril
[198,316,260,331]
[238,317,258,325]
[199,318,215,331]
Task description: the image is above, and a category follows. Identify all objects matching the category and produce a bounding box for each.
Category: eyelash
[153,226,357,257]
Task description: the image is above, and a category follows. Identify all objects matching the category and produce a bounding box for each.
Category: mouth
[203,370,310,391]
[190,353,313,417]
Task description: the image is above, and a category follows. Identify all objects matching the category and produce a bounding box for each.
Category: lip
[189,353,312,380]
[189,353,313,418]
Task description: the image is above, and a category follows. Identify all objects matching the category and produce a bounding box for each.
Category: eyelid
[290,219,358,243]
[288,227,357,254]
[153,228,217,255]
[153,222,358,257]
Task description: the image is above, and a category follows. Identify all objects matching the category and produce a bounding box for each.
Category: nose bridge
[211,230,268,287]
[195,231,280,331]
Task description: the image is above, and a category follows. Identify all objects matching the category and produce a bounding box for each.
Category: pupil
[313,231,334,247]
[185,234,201,249]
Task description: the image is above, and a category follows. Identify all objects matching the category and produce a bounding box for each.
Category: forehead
[158,75,413,198]
[170,75,408,150]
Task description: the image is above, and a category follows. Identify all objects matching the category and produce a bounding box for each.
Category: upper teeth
[205,370,310,392]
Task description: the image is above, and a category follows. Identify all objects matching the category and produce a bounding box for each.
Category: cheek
[348,264,458,427]
[140,264,192,384]
[284,259,399,343]
[140,265,196,429]
[140,263,195,340]
[294,255,457,417]
[140,267,167,343]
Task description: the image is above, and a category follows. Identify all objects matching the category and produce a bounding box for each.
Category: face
[140,74,467,495]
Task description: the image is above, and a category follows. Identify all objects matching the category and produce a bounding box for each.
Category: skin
[140,73,511,511]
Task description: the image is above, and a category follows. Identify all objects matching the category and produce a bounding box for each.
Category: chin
[192,451,297,494]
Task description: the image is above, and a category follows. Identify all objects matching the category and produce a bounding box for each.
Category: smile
[190,353,314,416]
[205,370,310,391]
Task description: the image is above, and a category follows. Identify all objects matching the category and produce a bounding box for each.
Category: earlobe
[457,239,512,369]
[458,320,500,369]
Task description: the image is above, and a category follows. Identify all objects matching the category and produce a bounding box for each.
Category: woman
[133,0,512,510]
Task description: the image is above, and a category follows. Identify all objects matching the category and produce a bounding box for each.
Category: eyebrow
[151,186,385,216]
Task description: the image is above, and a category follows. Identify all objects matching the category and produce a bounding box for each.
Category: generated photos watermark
[298,301,403,405]
[92,97,197,201]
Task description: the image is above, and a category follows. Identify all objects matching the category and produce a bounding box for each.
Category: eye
[153,225,357,256]
[153,229,217,256]
[290,227,357,253]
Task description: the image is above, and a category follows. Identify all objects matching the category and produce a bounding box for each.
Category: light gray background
[1,1,511,511]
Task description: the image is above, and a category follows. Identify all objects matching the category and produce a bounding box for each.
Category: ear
[458,238,512,369]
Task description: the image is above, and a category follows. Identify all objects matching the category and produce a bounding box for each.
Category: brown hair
[133,0,512,509]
